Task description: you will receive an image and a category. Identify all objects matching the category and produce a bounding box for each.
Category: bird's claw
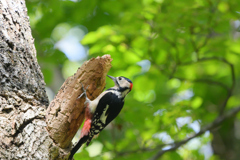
[77,83,89,99]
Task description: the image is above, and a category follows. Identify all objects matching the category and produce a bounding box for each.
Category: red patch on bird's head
[130,83,133,90]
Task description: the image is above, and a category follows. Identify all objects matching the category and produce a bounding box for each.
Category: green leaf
[191,96,203,109]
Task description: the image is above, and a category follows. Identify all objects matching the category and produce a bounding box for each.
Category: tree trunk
[211,117,240,160]
[0,0,52,159]
[0,0,112,159]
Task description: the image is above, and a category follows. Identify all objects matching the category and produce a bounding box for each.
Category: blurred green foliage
[26,0,240,159]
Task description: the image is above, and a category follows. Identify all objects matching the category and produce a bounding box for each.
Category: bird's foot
[77,83,89,99]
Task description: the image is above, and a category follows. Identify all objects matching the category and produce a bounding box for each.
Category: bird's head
[107,75,133,92]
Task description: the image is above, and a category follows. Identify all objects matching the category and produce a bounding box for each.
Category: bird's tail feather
[68,135,89,160]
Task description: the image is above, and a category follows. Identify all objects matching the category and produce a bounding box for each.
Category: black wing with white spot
[87,92,124,145]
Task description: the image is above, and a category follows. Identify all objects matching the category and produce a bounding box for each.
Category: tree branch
[45,55,112,148]
[219,61,235,115]
[159,29,181,64]
[175,56,236,115]
[116,143,170,156]
[172,76,230,92]
[149,106,240,160]
[114,106,240,159]
[150,58,230,92]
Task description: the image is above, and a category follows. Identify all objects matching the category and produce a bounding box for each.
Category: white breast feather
[89,91,110,113]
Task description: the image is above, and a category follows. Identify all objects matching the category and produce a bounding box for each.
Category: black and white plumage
[69,75,133,159]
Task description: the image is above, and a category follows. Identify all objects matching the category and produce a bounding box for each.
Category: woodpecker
[69,75,133,159]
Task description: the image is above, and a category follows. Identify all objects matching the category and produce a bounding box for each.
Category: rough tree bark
[46,55,112,149]
[0,0,112,159]
[0,0,51,159]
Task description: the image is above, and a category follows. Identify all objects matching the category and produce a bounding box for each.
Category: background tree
[5,0,240,159]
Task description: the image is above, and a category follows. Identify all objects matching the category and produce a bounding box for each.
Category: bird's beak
[107,75,117,83]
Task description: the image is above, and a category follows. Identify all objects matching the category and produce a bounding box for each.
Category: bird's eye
[119,77,122,80]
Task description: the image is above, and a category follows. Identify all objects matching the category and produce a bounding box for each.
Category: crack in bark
[12,116,43,137]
